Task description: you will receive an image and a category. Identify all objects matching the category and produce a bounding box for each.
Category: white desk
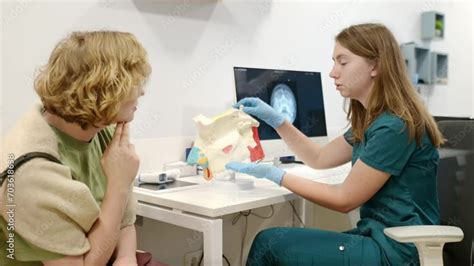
[134,163,351,266]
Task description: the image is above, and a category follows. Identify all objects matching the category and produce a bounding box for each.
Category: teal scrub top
[343,112,440,265]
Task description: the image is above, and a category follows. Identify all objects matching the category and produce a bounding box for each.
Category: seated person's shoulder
[0,159,100,260]
[369,112,407,133]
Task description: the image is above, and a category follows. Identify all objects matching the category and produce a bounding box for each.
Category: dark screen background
[234,67,327,140]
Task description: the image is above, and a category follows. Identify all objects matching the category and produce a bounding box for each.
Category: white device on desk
[137,169,181,185]
[134,169,200,192]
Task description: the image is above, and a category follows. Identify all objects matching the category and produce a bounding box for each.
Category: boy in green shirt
[1,31,151,266]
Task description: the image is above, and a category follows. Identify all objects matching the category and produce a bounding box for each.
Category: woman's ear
[370,60,378,78]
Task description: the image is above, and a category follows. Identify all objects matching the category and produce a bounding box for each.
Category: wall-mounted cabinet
[422,11,445,40]
[431,52,448,85]
[401,42,432,85]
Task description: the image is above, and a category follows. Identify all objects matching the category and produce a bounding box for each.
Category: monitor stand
[211,171,255,190]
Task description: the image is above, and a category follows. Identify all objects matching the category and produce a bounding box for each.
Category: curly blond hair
[35,31,152,129]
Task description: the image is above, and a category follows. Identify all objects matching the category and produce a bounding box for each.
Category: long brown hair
[336,23,444,147]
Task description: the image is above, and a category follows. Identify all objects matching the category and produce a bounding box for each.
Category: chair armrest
[384,225,464,243]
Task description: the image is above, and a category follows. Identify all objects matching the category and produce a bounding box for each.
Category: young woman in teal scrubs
[227,23,445,265]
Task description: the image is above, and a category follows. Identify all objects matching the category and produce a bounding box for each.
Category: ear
[370,60,378,78]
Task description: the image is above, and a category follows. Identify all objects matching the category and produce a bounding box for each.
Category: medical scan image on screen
[271,83,297,124]
[234,67,327,140]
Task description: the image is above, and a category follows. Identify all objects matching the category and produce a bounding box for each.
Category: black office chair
[437,120,474,266]
[384,119,473,266]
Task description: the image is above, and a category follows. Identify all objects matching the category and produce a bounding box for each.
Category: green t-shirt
[344,112,440,265]
[0,126,115,265]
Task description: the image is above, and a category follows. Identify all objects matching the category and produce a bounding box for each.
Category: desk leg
[202,218,223,266]
[299,198,307,227]
[292,198,307,227]
[136,202,223,266]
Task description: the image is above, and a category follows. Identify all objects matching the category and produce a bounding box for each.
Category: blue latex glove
[225,162,286,186]
[233,97,286,129]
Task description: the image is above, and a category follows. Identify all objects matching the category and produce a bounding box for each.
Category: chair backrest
[436,119,474,266]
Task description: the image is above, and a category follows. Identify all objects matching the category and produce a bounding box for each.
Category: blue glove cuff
[269,116,286,129]
[270,168,286,186]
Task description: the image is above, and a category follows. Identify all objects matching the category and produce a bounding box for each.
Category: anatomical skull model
[187,108,265,180]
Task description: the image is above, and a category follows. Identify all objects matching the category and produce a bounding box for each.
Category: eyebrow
[331,54,349,61]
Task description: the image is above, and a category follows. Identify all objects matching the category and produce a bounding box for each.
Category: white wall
[1,1,473,265]
[422,1,473,117]
[2,0,472,138]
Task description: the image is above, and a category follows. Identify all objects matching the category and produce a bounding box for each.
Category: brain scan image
[270,83,297,124]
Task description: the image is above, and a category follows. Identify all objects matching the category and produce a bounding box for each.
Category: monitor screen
[234,67,327,140]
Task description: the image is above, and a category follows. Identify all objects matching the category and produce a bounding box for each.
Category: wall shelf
[421,11,445,40]
[431,52,448,85]
[401,42,432,85]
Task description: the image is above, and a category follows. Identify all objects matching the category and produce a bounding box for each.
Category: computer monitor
[234,66,328,161]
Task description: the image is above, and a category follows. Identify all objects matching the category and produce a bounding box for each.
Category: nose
[329,64,339,79]
[139,87,145,97]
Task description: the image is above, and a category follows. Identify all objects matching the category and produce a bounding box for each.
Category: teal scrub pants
[246,227,383,266]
